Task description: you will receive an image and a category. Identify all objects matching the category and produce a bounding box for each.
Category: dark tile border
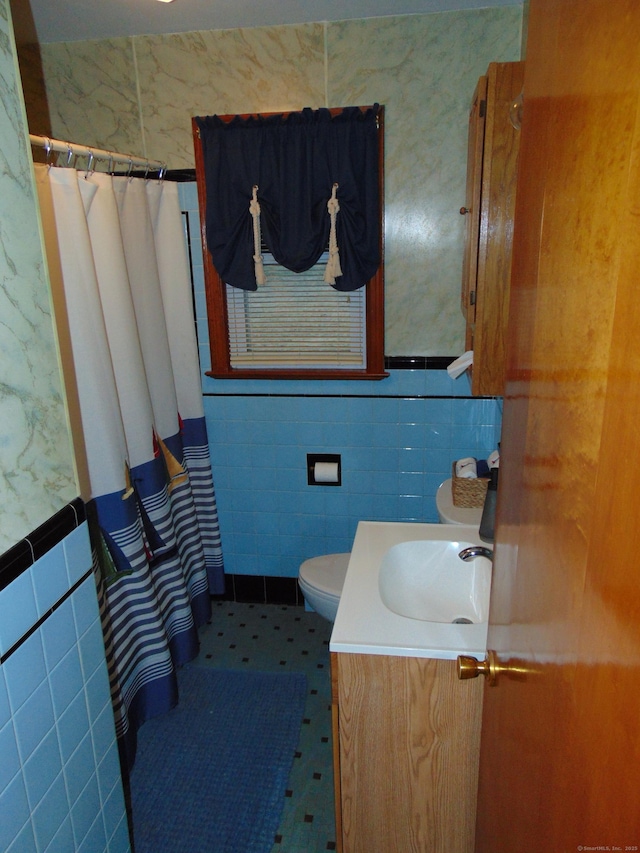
[201,357,499,400]
[265,576,301,605]
[384,355,456,370]
[212,574,303,607]
[233,573,267,604]
[0,497,86,593]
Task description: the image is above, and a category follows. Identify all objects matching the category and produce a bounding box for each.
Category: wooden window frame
[192,106,387,380]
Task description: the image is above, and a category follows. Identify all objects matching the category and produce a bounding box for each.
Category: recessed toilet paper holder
[307,453,341,486]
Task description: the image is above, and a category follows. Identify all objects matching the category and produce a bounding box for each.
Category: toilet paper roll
[455,457,478,479]
[314,461,339,483]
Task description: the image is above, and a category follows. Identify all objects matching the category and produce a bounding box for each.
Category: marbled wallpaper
[328,10,522,356]
[39,7,522,355]
[0,0,77,554]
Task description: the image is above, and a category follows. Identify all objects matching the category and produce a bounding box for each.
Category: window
[192,106,387,380]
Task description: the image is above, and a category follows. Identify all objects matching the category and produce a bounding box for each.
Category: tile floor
[194,601,337,853]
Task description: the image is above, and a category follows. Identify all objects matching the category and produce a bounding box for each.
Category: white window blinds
[226,253,366,370]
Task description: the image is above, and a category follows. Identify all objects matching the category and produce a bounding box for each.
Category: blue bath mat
[130,665,307,853]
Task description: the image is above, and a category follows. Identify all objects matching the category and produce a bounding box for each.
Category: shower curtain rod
[29,133,166,173]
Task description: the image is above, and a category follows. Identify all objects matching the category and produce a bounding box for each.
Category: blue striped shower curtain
[35,164,224,769]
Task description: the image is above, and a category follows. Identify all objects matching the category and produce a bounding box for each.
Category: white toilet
[436,478,483,526]
[298,552,350,622]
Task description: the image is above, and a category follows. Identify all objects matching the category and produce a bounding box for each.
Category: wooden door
[475,1,640,850]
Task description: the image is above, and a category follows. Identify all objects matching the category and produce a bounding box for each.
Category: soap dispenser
[479,467,499,543]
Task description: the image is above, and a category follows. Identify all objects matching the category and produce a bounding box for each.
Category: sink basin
[378,539,491,624]
[331,521,491,658]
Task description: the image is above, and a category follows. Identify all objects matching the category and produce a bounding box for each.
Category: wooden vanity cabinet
[461,61,524,396]
[331,652,483,853]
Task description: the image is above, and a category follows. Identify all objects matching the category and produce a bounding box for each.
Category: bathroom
[25,4,522,597]
[0,0,525,850]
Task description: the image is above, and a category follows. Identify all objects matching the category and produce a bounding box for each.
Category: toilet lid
[299,553,350,596]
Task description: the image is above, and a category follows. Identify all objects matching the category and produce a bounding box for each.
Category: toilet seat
[299,553,349,596]
[298,553,350,621]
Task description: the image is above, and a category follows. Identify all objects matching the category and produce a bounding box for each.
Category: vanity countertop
[329,520,490,660]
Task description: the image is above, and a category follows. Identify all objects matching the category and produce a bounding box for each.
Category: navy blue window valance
[194,105,381,292]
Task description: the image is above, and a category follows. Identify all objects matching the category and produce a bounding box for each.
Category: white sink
[330,521,491,659]
[378,539,492,624]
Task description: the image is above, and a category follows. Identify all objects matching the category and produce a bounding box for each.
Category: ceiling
[13,0,522,45]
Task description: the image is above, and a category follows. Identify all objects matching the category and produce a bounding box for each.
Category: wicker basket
[451,463,489,508]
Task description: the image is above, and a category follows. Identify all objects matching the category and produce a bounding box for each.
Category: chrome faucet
[458,546,493,562]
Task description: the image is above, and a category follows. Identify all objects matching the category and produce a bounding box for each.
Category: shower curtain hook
[144,161,150,181]
[107,155,114,174]
[66,144,74,168]
[44,137,52,170]
[127,158,134,181]
[84,150,94,179]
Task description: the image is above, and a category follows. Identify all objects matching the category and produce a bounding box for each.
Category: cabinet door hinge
[469,290,476,306]
[479,99,486,118]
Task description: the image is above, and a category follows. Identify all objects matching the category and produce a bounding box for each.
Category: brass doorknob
[460,206,471,215]
[458,650,530,687]
[457,649,501,686]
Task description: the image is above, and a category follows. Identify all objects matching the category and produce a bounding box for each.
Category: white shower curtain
[35,164,224,768]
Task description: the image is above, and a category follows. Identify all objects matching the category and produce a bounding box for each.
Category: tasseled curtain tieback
[324,183,342,286]
[248,183,342,288]
[249,185,266,286]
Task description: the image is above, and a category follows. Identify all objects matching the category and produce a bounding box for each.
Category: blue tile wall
[0,519,130,853]
[179,181,503,579]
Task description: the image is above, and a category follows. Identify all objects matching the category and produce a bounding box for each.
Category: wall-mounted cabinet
[461,61,524,396]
